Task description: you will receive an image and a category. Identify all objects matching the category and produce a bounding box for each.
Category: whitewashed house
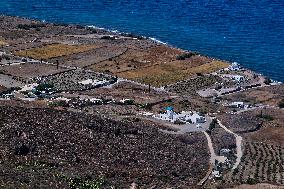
[231,101,244,108]
[232,75,245,82]
[230,101,251,109]
[153,107,178,123]
[229,62,241,71]
[187,112,206,123]
[153,107,206,124]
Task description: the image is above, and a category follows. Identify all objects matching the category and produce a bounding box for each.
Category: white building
[153,107,206,124]
[230,101,251,109]
[232,75,245,82]
[212,170,221,178]
[228,62,241,71]
[154,107,178,122]
[231,101,244,108]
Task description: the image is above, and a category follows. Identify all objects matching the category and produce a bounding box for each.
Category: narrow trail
[217,119,243,170]
[198,120,243,185]
[203,131,227,164]
[198,131,227,186]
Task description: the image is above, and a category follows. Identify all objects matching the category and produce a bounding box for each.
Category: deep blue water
[0,0,284,81]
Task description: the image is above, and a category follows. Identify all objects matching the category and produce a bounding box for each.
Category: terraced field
[0,63,69,78]
[14,44,98,60]
[41,69,116,92]
[166,74,223,96]
[117,60,228,87]
[0,105,209,188]
[225,142,284,186]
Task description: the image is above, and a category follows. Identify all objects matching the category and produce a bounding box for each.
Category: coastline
[1,14,283,83]
[0,14,268,81]
[1,14,283,86]
[0,14,283,188]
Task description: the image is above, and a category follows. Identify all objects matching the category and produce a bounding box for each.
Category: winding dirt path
[198,131,227,185]
[198,120,243,185]
[203,131,227,164]
[217,119,243,170]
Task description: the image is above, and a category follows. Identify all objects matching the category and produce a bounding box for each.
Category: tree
[264,77,271,85]
[207,119,217,134]
[278,100,284,108]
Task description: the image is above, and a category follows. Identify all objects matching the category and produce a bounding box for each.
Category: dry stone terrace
[0,105,209,188]
[166,74,224,96]
[224,142,284,186]
[210,124,237,156]
[217,109,263,133]
[77,81,172,104]
[0,62,70,78]
[40,69,117,92]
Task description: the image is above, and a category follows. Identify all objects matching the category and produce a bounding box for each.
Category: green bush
[57,174,105,189]
[256,114,274,121]
[278,100,284,108]
[48,101,69,108]
[176,52,197,60]
[264,77,271,85]
[246,177,258,185]
[207,119,217,133]
[17,23,45,30]
[174,120,184,125]
[36,83,54,92]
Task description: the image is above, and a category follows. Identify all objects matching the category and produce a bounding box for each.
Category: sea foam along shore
[87,25,281,83]
[87,25,167,45]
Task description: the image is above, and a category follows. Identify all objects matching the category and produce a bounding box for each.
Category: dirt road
[217,119,243,169]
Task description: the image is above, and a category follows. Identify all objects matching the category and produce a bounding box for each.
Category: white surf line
[217,120,243,170]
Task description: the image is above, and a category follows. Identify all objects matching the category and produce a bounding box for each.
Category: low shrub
[17,23,45,30]
[256,114,274,121]
[278,100,284,108]
[176,52,197,60]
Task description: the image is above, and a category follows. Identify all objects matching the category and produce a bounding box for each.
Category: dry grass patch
[0,63,69,78]
[91,46,184,73]
[0,40,8,46]
[189,60,229,74]
[117,60,229,87]
[14,44,98,60]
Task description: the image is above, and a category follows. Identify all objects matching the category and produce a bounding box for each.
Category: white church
[153,107,206,124]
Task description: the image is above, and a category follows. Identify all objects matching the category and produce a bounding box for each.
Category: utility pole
[56,60,59,69]
[148,84,151,93]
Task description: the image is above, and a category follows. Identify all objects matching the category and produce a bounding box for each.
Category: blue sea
[0,0,283,81]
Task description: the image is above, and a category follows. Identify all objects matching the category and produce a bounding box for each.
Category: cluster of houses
[47,96,136,108]
[152,107,206,124]
[225,62,242,71]
[231,75,245,83]
[222,62,246,83]
[221,74,245,83]
[0,83,55,100]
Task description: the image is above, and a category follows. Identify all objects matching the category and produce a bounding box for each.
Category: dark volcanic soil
[0,104,209,189]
